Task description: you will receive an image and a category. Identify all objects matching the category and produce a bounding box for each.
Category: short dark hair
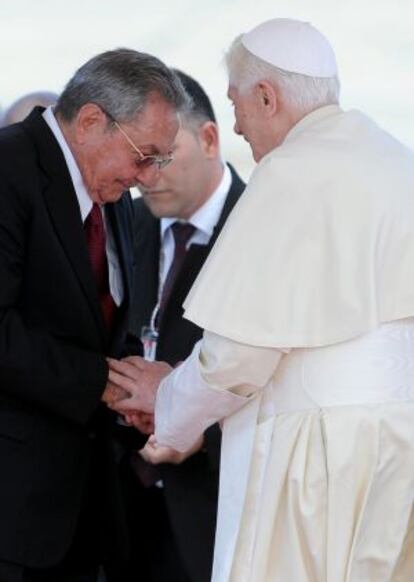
[173,69,216,124]
[56,48,189,123]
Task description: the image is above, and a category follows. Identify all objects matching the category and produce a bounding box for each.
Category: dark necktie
[132,222,196,487]
[84,203,117,331]
[158,222,196,318]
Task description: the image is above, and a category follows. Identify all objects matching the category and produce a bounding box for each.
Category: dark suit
[0,108,134,577]
[127,166,245,582]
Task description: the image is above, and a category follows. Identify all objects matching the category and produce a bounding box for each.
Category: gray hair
[55,48,189,123]
[226,36,340,113]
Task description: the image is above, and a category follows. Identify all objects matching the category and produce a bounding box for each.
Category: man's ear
[74,103,107,144]
[255,81,278,118]
[198,121,220,158]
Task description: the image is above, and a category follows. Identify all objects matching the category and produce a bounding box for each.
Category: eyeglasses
[102,108,174,170]
[114,121,174,170]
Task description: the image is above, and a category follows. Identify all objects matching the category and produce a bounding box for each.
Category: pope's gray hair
[55,48,189,123]
[225,35,340,112]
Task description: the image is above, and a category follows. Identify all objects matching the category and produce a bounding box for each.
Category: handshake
[101,356,204,464]
[101,355,171,433]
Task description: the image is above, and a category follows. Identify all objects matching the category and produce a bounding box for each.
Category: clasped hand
[102,356,203,463]
[139,434,205,465]
[101,356,172,421]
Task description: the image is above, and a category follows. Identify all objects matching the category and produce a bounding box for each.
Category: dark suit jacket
[129,166,245,581]
[0,108,135,568]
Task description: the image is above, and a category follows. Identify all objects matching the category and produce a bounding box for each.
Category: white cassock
[155,105,414,581]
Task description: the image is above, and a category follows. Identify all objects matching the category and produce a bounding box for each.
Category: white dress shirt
[42,107,124,306]
[158,163,231,289]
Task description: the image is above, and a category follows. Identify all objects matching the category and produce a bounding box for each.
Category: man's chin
[252,149,264,163]
[143,200,177,219]
[94,188,125,205]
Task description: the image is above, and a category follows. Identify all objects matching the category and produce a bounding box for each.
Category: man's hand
[139,434,205,465]
[124,411,155,435]
[107,356,172,414]
[101,382,129,406]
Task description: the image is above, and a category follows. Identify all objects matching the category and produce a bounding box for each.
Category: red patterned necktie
[84,203,117,331]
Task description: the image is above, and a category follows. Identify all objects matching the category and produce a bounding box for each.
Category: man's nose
[135,164,160,189]
[233,120,242,135]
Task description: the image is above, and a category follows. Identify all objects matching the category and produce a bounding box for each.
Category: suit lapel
[106,199,135,351]
[130,203,160,334]
[162,165,245,319]
[107,202,132,309]
[22,108,107,342]
[209,164,245,248]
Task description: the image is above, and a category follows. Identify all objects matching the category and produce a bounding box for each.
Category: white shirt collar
[42,106,93,222]
[160,162,231,239]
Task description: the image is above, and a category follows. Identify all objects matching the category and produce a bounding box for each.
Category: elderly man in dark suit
[0,48,186,582]
[123,71,245,582]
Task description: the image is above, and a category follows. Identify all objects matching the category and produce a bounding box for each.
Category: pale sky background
[1,0,413,178]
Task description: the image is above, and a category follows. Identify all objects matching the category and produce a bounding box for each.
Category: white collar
[160,162,231,239]
[42,106,93,222]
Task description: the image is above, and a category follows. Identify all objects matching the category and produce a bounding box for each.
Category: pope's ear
[255,81,278,117]
[74,103,107,143]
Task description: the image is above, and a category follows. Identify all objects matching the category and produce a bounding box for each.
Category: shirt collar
[160,162,231,239]
[42,106,93,222]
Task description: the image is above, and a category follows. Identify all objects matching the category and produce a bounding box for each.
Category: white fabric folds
[215,318,414,581]
[155,340,252,452]
[183,105,414,348]
[227,401,414,582]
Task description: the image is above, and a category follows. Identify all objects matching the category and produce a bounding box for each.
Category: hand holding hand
[139,434,205,465]
[124,411,155,434]
[107,356,172,414]
[101,382,129,406]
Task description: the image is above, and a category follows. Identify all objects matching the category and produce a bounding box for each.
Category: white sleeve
[154,331,287,451]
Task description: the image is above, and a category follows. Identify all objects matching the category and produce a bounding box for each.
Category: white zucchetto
[241,18,338,78]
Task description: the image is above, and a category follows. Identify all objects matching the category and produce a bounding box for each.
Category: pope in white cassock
[109,18,414,582]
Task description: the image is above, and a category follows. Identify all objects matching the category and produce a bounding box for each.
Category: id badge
[140,325,159,362]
